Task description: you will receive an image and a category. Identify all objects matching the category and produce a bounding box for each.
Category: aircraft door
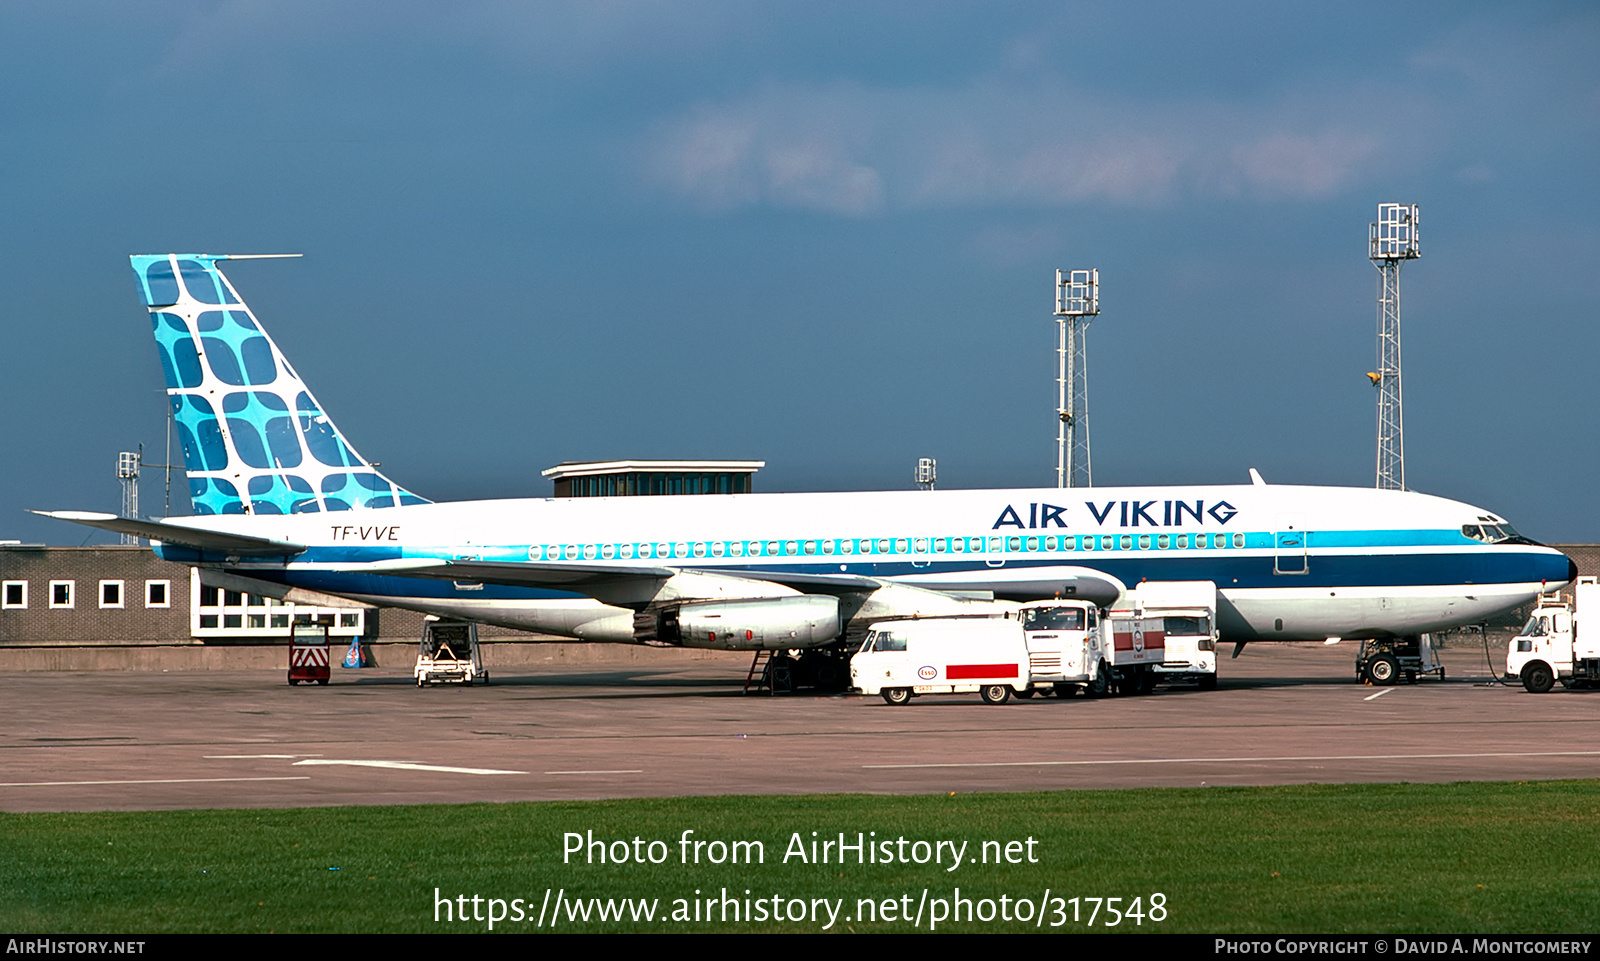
[1273,519,1308,575]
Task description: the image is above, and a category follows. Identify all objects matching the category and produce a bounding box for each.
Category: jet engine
[634,595,840,650]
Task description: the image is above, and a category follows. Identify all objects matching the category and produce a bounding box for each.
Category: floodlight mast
[1369,204,1419,491]
[1054,268,1099,488]
[117,448,141,545]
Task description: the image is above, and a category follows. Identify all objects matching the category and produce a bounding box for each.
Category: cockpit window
[1463,523,1518,544]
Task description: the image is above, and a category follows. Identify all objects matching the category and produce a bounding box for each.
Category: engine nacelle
[637,596,841,650]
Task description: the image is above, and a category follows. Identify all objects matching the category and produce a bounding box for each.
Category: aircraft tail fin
[129,254,430,516]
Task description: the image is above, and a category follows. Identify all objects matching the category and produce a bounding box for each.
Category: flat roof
[540,460,765,480]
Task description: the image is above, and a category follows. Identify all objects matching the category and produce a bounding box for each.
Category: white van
[849,617,1029,705]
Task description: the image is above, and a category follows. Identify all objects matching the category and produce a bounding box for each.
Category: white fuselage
[153,482,1574,648]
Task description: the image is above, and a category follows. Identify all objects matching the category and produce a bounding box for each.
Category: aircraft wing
[376,558,675,589]
[722,569,887,593]
[34,511,307,556]
[374,559,886,595]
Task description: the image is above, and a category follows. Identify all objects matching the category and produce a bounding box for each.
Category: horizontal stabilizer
[197,568,368,609]
[33,511,306,556]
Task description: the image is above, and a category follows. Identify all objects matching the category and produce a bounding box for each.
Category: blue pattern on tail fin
[131,254,430,516]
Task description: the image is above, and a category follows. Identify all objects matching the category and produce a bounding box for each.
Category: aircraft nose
[1547,550,1579,588]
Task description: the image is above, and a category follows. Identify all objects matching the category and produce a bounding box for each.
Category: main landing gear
[1355,636,1444,686]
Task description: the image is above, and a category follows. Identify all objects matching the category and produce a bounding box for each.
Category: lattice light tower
[1054,268,1099,488]
[1369,204,1419,491]
[117,449,141,545]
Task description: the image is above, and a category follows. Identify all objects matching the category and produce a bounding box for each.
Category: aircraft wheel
[881,687,912,706]
[1365,654,1400,686]
[979,684,1011,705]
[1522,662,1555,694]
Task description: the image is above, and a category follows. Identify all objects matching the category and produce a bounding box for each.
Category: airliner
[41,254,1575,673]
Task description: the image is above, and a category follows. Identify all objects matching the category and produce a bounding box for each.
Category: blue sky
[3,1,1597,543]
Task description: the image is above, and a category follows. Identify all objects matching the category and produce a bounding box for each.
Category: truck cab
[1137,581,1220,689]
[1507,577,1600,693]
[1016,600,1108,696]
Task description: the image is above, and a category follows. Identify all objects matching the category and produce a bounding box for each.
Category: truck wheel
[979,684,1011,705]
[1365,654,1400,686]
[1087,665,1109,698]
[881,687,912,706]
[1014,688,1035,699]
[1199,674,1218,691]
[1522,662,1555,694]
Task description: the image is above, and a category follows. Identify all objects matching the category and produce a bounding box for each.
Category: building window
[49,580,74,609]
[99,580,124,609]
[2,581,25,609]
[146,580,170,608]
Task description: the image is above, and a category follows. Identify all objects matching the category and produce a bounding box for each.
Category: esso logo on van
[1133,629,1145,654]
[917,665,938,680]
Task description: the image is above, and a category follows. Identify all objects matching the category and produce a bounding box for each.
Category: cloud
[646,77,1394,215]
[647,85,885,217]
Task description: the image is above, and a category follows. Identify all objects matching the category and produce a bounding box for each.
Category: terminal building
[542,460,762,498]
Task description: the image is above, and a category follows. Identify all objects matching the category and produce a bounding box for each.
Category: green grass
[3,781,1598,933]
